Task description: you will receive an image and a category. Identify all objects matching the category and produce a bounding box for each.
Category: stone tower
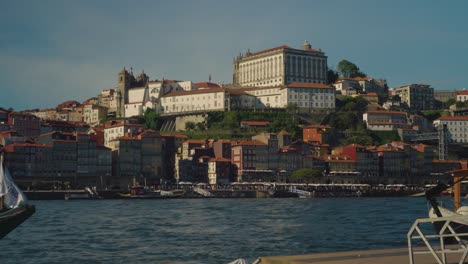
[116,68,149,118]
[302,40,312,50]
[117,68,129,118]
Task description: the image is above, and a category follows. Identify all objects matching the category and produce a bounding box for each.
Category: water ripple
[0,197,428,264]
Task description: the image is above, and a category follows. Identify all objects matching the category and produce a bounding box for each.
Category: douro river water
[0,197,429,264]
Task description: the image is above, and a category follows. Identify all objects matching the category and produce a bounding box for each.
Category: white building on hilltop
[233,41,328,87]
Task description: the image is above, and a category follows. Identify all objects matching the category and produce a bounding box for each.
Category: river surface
[0,197,430,264]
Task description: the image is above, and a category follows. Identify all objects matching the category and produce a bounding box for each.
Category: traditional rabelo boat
[426,169,468,240]
[0,142,35,239]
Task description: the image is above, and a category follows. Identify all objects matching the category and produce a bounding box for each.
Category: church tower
[117,68,130,118]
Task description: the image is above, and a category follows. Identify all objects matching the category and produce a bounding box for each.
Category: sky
[1,0,467,111]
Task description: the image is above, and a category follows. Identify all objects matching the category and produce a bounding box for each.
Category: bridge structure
[410,124,448,160]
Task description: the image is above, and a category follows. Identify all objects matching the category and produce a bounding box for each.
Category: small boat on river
[426,169,468,240]
[0,142,35,239]
[119,186,182,199]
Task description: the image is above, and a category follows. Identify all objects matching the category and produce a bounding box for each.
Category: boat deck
[258,247,467,264]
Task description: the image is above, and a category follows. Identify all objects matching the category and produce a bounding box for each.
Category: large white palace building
[233,41,328,87]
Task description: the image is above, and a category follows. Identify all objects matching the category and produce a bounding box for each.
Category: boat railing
[193,187,214,197]
[407,215,468,264]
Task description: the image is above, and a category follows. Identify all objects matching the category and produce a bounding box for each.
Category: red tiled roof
[246,45,289,57]
[246,45,322,58]
[304,125,331,129]
[162,87,225,97]
[456,90,468,95]
[195,82,221,89]
[365,110,407,115]
[104,123,144,129]
[232,140,267,146]
[240,121,271,126]
[3,143,51,152]
[161,133,188,139]
[358,93,378,97]
[137,129,160,138]
[437,116,468,121]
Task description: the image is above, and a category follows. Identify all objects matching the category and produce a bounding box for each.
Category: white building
[456,90,468,102]
[279,82,335,111]
[233,41,328,87]
[363,110,409,131]
[103,123,144,149]
[160,83,335,115]
[124,80,197,117]
[433,116,468,143]
[161,87,229,114]
[83,104,108,127]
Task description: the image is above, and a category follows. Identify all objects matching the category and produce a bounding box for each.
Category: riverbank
[23,186,422,200]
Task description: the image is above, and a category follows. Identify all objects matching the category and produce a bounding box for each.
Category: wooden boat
[0,145,35,239]
[426,169,468,241]
[0,204,36,239]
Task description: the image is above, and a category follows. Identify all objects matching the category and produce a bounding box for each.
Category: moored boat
[119,186,182,199]
[426,169,468,240]
[0,139,36,239]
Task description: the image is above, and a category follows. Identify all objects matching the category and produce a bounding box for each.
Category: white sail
[0,155,28,208]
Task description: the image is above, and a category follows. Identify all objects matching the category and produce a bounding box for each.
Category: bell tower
[117,67,130,118]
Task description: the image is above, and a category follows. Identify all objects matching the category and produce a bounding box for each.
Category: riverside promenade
[258,247,466,264]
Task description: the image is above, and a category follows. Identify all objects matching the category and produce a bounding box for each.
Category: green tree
[292,168,323,183]
[144,108,163,130]
[222,112,240,129]
[444,98,456,108]
[185,121,196,130]
[336,59,367,78]
[329,112,360,130]
[341,134,373,146]
[420,110,442,122]
[327,69,339,84]
[195,122,206,131]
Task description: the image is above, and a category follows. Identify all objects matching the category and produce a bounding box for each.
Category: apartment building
[394,84,434,112]
[433,116,468,143]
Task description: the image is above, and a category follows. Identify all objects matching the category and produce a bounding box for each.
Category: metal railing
[407,215,468,264]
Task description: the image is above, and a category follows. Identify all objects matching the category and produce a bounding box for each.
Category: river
[0,197,429,264]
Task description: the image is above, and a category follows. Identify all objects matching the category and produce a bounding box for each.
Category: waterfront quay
[258,247,466,264]
[23,183,423,200]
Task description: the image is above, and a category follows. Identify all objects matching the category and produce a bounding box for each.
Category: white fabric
[0,155,28,208]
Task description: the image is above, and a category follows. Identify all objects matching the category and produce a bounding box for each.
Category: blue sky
[1,0,467,110]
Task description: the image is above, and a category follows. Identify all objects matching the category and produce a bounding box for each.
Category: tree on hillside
[336,59,367,78]
[329,112,360,131]
[144,108,163,130]
[337,96,368,112]
[292,168,323,183]
[185,121,195,131]
[327,69,339,84]
[443,98,456,109]
[222,111,240,129]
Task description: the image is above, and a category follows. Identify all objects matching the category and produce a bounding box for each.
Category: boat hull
[429,206,468,242]
[0,204,35,239]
